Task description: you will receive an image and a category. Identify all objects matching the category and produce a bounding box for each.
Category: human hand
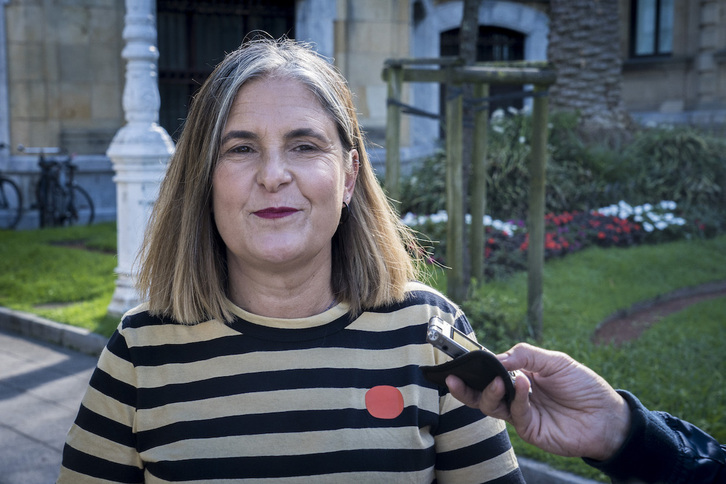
[446,342,631,461]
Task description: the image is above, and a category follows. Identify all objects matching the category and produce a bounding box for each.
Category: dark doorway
[440,26,525,119]
[157,0,295,140]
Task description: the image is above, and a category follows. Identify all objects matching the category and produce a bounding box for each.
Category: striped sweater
[58,282,523,483]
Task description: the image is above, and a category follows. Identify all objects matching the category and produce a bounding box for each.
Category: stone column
[107,0,174,316]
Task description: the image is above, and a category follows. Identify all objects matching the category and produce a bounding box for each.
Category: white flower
[518,136,526,144]
[655,221,668,230]
[430,210,448,224]
[493,125,505,134]
[644,222,654,232]
[401,212,416,225]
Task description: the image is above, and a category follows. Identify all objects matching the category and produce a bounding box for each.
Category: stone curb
[0,306,106,356]
[0,306,602,484]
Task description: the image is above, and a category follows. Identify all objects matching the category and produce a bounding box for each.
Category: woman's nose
[256,152,292,191]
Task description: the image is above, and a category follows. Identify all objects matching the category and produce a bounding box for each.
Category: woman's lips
[253,207,299,219]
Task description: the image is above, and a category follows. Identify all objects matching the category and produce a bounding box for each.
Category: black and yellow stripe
[59,282,523,483]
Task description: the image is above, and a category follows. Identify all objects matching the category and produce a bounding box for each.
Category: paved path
[0,329,97,484]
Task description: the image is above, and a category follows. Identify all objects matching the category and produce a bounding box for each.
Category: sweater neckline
[224,299,356,342]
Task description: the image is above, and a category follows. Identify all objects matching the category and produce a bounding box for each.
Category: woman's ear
[344,149,359,201]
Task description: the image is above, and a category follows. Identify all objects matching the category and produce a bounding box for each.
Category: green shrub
[398,112,726,233]
[621,127,725,207]
[399,150,447,215]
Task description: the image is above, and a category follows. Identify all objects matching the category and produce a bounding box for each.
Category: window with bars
[157,0,295,139]
[631,0,674,57]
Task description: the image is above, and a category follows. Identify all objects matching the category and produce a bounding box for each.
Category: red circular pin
[365,385,404,419]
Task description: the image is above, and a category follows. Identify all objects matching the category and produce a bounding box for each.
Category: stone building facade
[0,0,724,228]
[619,0,726,127]
[4,0,124,154]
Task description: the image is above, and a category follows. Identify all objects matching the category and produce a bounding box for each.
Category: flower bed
[403,200,695,278]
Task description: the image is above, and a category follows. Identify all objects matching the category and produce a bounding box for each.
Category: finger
[478,376,512,420]
[447,374,511,420]
[499,342,573,377]
[445,374,481,408]
[508,369,533,424]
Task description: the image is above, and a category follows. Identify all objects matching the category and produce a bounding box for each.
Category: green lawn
[463,236,726,479]
[1,224,724,481]
[0,223,120,336]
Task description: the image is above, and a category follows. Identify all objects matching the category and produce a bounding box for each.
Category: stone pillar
[107,0,174,316]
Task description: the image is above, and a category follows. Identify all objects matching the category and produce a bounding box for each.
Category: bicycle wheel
[68,185,95,226]
[0,177,22,229]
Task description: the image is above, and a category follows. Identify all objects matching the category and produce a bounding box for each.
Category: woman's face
[212,77,358,277]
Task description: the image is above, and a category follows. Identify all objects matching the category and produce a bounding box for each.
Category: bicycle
[18,145,95,227]
[0,143,22,229]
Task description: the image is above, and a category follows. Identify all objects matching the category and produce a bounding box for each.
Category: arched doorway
[440,26,526,116]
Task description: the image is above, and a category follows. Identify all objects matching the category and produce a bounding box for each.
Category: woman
[58,38,523,483]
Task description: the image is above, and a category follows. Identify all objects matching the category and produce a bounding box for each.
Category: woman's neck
[226,259,335,319]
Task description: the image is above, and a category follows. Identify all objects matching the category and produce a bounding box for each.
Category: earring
[340,201,350,224]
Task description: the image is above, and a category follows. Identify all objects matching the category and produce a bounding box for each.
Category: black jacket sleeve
[583,391,726,483]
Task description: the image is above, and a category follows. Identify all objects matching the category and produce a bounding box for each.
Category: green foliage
[485,111,532,219]
[399,150,447,215]
[620,127,725,207]
[399,111,726,231]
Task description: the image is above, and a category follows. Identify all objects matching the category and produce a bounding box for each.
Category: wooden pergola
[382,58,556,339]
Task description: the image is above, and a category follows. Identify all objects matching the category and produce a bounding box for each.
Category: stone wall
[5,0,124,154]
[334,0,410,149]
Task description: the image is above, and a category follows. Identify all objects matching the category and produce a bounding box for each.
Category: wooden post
[470,83,489,284]
[380,58,556,326]
[527,85,549,340]
[384,65,402,206]
[446,83,465,301]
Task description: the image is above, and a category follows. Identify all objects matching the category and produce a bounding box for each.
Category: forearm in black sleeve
[583,391,726,484]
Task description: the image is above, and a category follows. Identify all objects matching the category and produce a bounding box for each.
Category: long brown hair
[136,37,423,324]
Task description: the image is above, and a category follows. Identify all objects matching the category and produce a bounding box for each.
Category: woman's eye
[294,144,317,152]
[230,145,253,154]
